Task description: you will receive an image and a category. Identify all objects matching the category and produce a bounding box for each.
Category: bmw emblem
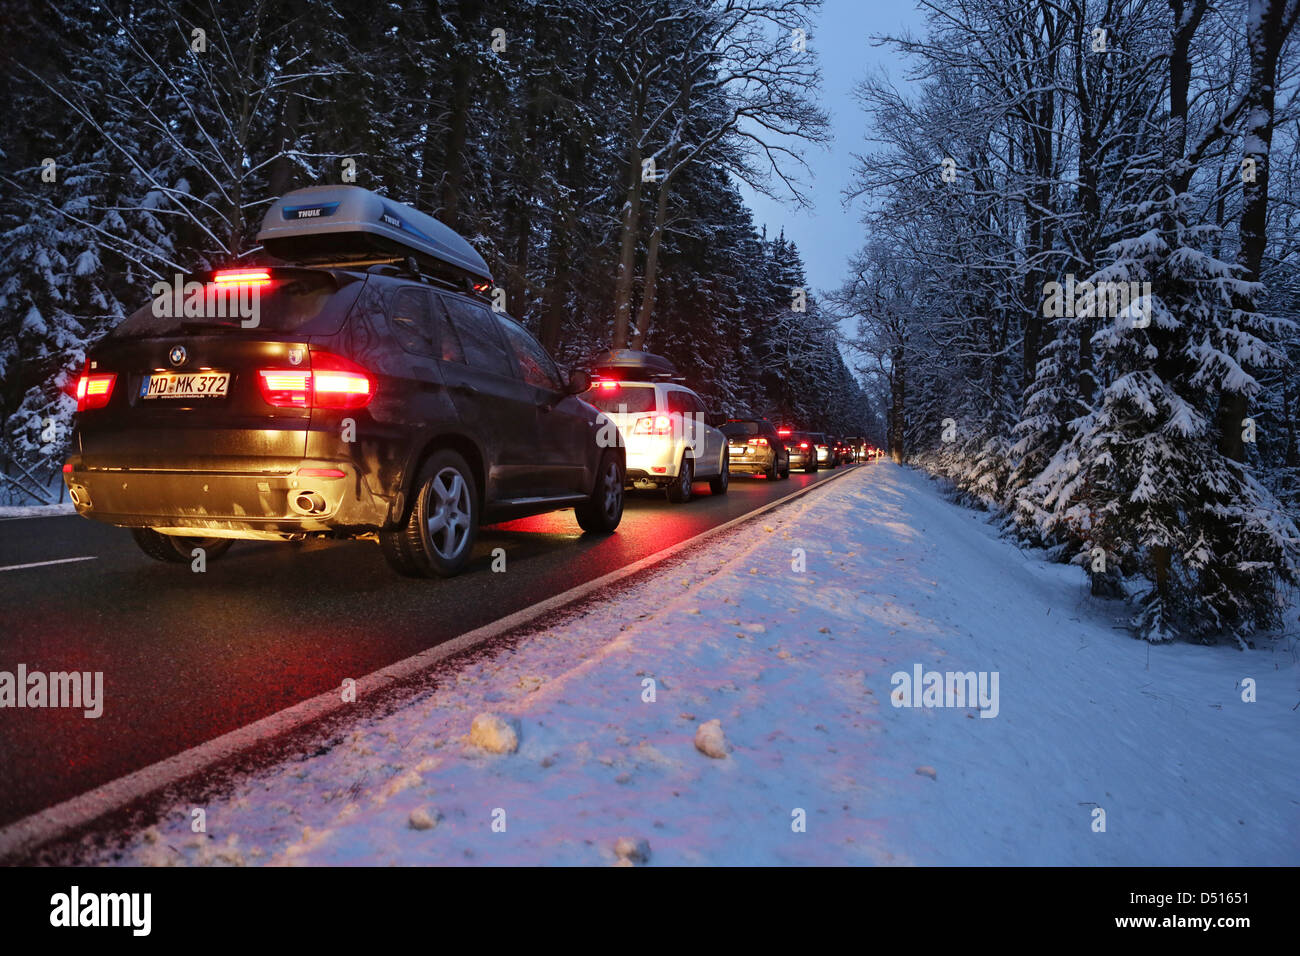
[288,348,304,366]
[168,345,188,367]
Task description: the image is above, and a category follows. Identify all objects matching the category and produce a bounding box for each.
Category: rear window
[583,383,658,414]
[721,421,761,437]
[110,270,354,339]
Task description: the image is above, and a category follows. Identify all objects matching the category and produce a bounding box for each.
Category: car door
[678,389,720,477]
[495,314,592,496]
[435,293,540,501]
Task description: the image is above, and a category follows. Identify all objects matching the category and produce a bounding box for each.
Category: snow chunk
[470,713,519,754]
[614,836,651,864]
[694,719,728,758]
[408,807,439,831]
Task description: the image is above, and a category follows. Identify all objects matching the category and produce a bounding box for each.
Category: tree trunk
[629,174,673,350]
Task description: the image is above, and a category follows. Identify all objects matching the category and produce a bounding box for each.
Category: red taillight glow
[75,372,117,411]
[778,428,791,436]
[599,381,618,390]
[258,352,373,410]
[748,437,768,447]
[258,369,312,407]
[298,468,346,479]
[62,462,73,473]
[632,415,673,436]
[799,442,809,449]
[212,269,271,285]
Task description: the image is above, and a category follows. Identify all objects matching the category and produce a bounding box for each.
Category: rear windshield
[583,383,658,414]
[721,421,761,437]
[109,270,356,339]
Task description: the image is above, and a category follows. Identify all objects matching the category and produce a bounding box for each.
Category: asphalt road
[0,464,855,828]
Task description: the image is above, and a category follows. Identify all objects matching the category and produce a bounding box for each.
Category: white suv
[583,380,728,502]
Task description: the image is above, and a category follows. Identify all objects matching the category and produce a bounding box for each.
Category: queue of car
[61,185,864,580]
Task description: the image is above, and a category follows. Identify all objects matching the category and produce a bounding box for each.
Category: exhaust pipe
[68,486,90,508]
[291,491,328,516]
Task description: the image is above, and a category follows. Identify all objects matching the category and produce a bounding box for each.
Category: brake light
[799,442,809,449]
[75,372,117,411]
[312,351,374,409]
[632,415,673,436]
[778,428,791,436]
[62,462,73,473]
[258,352,373,410]
[212,269,271,286]
[599,381,619,390]
[258,369,311,407]
[748,437,768,447]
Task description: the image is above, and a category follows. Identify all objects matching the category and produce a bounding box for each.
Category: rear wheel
[709,456,729,495]
[667,455,694,503]
[764,455,778,480]
[576,450,624,532]
[389,450,478,578]
[131,528,233,564]
[779,456,790,479]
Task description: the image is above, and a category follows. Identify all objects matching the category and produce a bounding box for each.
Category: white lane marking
[0,466,863,861]
[0,556,97,573]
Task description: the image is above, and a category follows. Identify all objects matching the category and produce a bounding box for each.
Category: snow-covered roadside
[0,502,75,520]
[91,463,1297,866]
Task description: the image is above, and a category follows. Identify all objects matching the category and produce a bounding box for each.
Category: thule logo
[295,207,323,218]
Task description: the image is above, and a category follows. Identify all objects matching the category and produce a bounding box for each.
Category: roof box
[256,185,491,285]
[589,349,678,380]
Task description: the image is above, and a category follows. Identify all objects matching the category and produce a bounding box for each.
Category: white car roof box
[589,349,678,380]
[256,185,492,285]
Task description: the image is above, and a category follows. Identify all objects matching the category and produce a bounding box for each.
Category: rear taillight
[632,415,673,436]
[75,372,117,411]
[258,369,312,408]
[258,352,373,410]
[748,437,768,447]
[799,442,809,449]
[311,352,374,409]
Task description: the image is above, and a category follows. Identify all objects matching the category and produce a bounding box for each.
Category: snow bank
[90,463,1297,866]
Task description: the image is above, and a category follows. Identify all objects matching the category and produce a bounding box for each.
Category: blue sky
[738,0,926,297]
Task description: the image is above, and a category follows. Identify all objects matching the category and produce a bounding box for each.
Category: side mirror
[707,412,727,428]
[567,369,591,395]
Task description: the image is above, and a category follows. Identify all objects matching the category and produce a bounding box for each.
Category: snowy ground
[87,463,1297,866]
[0,502,75,519]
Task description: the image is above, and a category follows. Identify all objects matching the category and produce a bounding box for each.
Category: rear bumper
[62,457,392,538]
[727,449,774,474]
[625,440,683,480]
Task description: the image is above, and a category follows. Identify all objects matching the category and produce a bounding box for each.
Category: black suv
[63,266,624,579]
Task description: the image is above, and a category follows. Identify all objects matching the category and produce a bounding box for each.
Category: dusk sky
[739,0,927,298]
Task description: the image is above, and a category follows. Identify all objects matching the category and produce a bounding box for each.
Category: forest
[835,0,1300,642]
[0,0,875,502]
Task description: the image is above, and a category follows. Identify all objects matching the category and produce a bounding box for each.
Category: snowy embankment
[101,463,1296,866]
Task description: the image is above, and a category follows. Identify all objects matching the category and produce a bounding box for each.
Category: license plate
[729,445,746,455]
[141,371,230,399]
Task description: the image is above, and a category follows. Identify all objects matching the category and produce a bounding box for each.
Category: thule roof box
[256,185,492,287]
[589,349,679,381]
